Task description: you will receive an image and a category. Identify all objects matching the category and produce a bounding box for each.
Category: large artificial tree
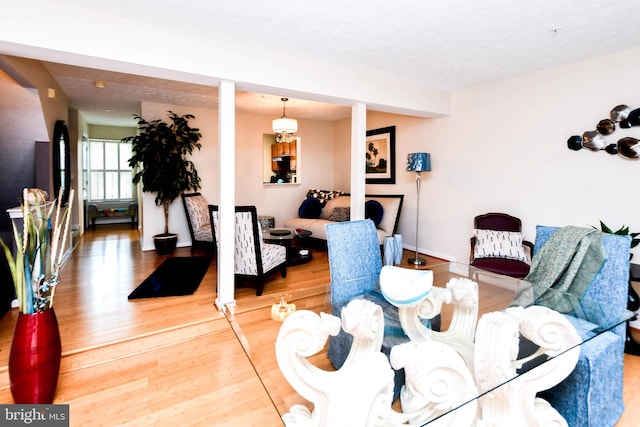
[124,111,202,253]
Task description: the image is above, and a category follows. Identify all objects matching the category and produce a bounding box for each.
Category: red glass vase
[9,309,62,404]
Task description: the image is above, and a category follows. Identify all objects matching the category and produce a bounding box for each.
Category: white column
[350,102,367,219]
[216,80,236,311]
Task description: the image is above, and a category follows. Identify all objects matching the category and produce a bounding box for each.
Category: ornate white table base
[474,306,580,427]
[277,301,396,427]
[276,279,580,427]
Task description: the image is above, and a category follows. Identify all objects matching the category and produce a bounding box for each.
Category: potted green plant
[597,221,639,246]
[124,111,202,254]
[0,187,73,403]
[596,221,639,258]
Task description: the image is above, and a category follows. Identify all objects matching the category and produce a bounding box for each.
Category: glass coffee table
[223,262,631,426]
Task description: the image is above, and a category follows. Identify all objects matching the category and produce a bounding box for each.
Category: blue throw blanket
[513,226,606,314]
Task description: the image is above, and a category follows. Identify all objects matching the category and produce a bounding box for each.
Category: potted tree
[124,111,202,254]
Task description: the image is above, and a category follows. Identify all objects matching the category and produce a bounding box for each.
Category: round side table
[262,228,313,266]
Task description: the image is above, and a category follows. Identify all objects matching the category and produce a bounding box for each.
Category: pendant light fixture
[272,97,298,135]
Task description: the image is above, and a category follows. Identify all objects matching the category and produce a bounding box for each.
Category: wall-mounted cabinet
[263,134,301,185]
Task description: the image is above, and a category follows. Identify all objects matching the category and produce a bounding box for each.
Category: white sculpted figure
[276,268,580,427]
[277,297,479,427]
[474,305,580,426]
[387,340,478,426]
[277,299,395,427]
[380,266,479,368]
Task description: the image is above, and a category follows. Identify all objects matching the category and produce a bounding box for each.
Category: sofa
[284,192,404,245]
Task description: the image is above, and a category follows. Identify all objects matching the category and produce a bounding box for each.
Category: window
[89,139,132,201]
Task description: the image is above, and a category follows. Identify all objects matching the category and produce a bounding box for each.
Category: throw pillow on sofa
[298,197,323,219]
[365,200,384,227]
[306,189,344,207]
[328,207,351,222]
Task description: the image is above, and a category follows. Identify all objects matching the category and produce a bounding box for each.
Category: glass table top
[223,261,632,426]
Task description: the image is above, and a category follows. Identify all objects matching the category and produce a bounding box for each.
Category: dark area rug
[128,256,213,300]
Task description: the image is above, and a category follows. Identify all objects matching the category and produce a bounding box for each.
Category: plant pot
[153,233,178,255]
[9,308,62,404]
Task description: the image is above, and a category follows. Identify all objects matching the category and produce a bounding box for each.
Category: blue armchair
[533,225,630,427]
[326,220,411,399]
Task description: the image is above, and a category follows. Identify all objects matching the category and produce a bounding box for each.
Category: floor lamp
[406,152,431,266]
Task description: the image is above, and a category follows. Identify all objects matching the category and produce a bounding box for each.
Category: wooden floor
[0,224,638,426]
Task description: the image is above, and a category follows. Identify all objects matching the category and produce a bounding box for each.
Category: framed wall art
[365,126,395,184]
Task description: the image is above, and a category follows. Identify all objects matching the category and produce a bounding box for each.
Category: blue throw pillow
[299,197,322,219]
[365,200,384,227]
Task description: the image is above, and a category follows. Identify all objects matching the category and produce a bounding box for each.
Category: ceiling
[42,62,352,127]
[39,0,640,127]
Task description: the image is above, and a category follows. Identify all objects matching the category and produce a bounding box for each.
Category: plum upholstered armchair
[533,225,630,427]
[470,212,534,277]
[209,205,287,296]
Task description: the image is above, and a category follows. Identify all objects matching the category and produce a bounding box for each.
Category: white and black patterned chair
[209,205,287,296]
[181,192,214,252]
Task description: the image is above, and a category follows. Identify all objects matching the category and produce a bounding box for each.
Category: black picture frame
[365,126,395,184]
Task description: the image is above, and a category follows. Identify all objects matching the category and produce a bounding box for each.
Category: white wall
[3,4,639,261]
[235,111,336,228]
[328,48,640,263]
[0,55,68,229]
[0,2,451,119]
[355,48,640,263]
[138,102,219,250]
[88,125,136,140]
[332,112,455,259]
[136,102,337,250]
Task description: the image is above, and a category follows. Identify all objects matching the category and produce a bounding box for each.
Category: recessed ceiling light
[94,81,106,88]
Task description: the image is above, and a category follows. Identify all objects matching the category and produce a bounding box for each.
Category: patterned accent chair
[326,219,414,400]
[470,212,534,277]
[181,193,214,251]
[209,205,287,296]
[533,225,630,427]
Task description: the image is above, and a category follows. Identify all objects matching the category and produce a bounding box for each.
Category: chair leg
[281,266,287,278]
[256,280,264,297]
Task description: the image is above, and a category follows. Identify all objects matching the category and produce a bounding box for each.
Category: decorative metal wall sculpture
[568,104,640,159]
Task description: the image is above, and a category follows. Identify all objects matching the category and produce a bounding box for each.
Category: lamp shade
[273,98,298,134]
[406,152,431,172]
[272,117,298,134]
